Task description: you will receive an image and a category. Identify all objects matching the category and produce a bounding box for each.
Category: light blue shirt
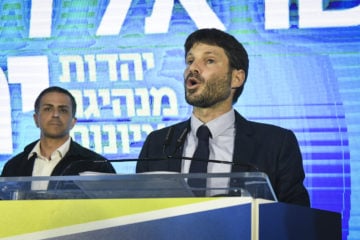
[182,109,236,195]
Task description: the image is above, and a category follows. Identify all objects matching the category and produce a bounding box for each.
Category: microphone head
[163,127,174,147]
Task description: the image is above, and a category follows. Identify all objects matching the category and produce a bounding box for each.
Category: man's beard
[185,73,232,108]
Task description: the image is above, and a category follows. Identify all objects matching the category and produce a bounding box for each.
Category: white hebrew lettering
[299,0,360,28]
[83,89,101,118]
[96,54,119,81]
[72,123,168,154]
[0,70,13,153]
[119,53,143,81]
[84,55,97,82]
[29,0,53,38]
[265,0,290,29]
[102,125,118,154]
[59,53,154,83]
[96,0,132,36]
[179,0,225,30]
[8,56,50,112]
[71,125,90,148]
[150,87,178,116]
[129,124,142,142]
[59,56,85,82]
[265,0,360,29]
[117,124,130,153]
[145,0,173,34]
[98,89,111,106]
[135,88,151,116]
[145,0,225,33]
[89,125,102,153]
[142,53,155,70]
[69,90,84,118]
[111,89,135,117]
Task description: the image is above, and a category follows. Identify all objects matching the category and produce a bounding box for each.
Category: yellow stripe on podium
[0,198,216,238]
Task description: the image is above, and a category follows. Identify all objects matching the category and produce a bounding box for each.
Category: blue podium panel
[54,204,251,240]
[0,197,341,240]
[258,202,342,240]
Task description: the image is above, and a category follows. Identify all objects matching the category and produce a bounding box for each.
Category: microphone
[162,127,189,158]
[52,159,116,190]
[57,159,115,177]
[160,127,258,171]
[63,157,258,171]
[162,127,174,155]
[55,157,260,198]
[166,155,259,171]
[100,158,253,172]
[173,127,189,157]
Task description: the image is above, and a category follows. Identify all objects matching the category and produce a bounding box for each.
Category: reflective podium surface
[0,172,277,201]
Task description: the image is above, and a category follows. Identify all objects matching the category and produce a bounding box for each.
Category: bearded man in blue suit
[136,28,310,207]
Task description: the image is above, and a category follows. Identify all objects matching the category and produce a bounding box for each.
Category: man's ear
[33,113,39,128]
[70,117,77,129]
[231,69,245,89]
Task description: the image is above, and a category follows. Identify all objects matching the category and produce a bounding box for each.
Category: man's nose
[52,109,60,117]
[188,61,200,74]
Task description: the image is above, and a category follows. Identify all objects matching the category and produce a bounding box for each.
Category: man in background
[1,86,115,189]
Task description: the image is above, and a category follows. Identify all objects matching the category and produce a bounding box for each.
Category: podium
[0,172,341,240]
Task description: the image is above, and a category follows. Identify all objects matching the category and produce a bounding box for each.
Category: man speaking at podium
[1,86,115,189]
[136,28,310,207]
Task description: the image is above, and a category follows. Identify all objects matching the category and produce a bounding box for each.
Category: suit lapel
[232,111,256,172]
[19,153,36,176]
[168,120,190,172]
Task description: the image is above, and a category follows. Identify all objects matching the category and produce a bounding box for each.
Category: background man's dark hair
[34,86,77,117]
[184,28,249,104]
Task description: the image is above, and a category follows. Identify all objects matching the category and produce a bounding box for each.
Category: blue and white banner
[0,1,359,239]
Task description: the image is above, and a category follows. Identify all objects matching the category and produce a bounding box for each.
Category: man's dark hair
[184,28,249,104]
[34,86,77,117]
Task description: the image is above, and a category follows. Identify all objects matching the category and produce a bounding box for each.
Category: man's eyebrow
[40,104,69,108]
[186,50,220,58]
[203,50,221,56]
[40,103,54,107]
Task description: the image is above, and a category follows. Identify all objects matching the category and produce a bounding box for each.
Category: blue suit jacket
[137,110,310,207]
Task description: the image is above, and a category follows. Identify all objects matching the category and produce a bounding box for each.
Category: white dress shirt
[182,109,236,196]
[29,137,71,190]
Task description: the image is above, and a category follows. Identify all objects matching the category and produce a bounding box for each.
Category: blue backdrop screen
[0,1,359,239]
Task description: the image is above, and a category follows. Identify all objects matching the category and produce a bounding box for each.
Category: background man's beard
[42,130,69,139]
